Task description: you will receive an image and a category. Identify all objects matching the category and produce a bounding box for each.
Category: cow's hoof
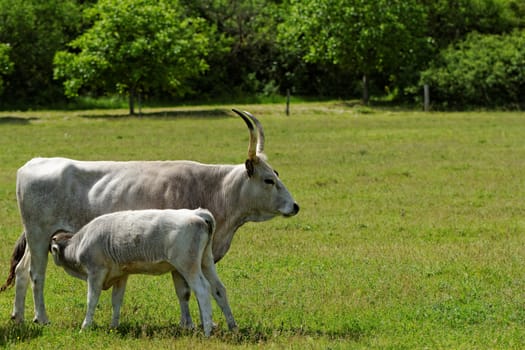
[179,321,195,330]
[10,313,24,324]
[32,316,50,325]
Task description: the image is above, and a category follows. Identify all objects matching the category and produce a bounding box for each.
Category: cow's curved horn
[241,110,265,154]
[232,109,257,160]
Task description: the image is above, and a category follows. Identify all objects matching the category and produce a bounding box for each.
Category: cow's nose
[283,202,299,217]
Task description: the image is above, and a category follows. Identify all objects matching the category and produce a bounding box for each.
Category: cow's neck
[198,165,251,263]
[162,163,252,263]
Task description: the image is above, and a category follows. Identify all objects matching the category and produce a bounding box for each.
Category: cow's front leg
[202,252,237,331]
[184,271,213,337]
[171,270,194,329]
[110,276,128,328]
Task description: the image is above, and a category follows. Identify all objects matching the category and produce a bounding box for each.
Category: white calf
[50,208,237,336]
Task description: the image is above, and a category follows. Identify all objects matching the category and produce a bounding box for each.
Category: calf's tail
[196,209,216,236]
[0,232,27,292]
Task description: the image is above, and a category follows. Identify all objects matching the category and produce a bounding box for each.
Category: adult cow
[1,109,299,325]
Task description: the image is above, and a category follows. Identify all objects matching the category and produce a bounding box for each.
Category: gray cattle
[1,110,299,325]
[50,208,236,336]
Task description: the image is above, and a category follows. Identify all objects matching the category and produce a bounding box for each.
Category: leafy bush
[420,29,525,108]
[0,43,13,95]
[0,0,82,107]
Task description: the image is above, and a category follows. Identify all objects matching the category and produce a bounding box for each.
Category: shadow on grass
[0,322,44,346]
[216,323,368,345]
[113,321,367,344]
[81,108,230,120]
[0,116,39,124]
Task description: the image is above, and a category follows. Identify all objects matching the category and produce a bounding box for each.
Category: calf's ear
[50,244,60,257]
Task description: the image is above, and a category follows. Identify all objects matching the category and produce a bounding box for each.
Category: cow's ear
[245,159,255,177]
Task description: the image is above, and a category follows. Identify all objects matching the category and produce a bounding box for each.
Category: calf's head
[49,231,74,267]
[233,109,300,222]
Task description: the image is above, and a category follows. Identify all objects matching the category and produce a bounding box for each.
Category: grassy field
[0,103,524,349]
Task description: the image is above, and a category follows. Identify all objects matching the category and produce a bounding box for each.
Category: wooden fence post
[424,84,430,112]
[285,89,290,116]
[138,92,142,117]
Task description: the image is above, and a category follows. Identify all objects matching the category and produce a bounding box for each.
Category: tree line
[0,0,523,112]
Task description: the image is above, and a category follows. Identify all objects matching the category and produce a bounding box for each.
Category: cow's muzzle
[283,203,300,217]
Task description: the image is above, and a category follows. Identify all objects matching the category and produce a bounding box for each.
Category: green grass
[1,103,525,348]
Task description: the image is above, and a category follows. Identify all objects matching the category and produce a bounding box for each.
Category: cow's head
[233,109,299,222]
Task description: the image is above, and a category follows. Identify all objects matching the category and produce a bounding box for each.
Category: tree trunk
[128,88,135,115]
[362,73,369,105]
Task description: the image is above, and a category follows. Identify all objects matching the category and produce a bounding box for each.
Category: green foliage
[0,43,13,95]
[0,0,82,107]
[423,0,523,49]
[284,0,425,71]
[0,0,524,108]
[281,0,431,102]
[420,29,525,108]
[54,0,211,113]
[181,0,283,98]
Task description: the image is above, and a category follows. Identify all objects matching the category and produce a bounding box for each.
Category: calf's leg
[110,276,128,328]
[171,270,194,329]
[82,269,107,330]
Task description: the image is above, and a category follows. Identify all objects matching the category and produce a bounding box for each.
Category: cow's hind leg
[202,251,237,331]
[171,270,194,329]
[11,248,31,323]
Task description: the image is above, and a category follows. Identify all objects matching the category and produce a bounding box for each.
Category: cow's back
[18,158,111,234]
[16,157,209,236]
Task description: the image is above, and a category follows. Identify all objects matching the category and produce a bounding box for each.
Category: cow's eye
[264,179,275,185]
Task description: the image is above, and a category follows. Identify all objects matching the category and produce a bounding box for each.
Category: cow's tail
[196,209,216,237]
[0,232,27,292]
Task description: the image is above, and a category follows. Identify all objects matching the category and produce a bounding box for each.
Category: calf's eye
[264,179,276,185]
